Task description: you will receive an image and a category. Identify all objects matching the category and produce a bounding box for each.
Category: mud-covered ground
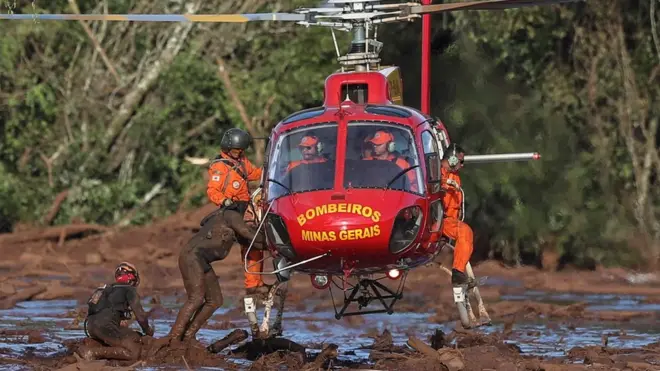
[1,204,660,370]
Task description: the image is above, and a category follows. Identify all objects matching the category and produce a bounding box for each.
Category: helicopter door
[429,122,449,159]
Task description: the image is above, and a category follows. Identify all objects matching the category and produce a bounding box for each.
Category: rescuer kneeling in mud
[80,262,153,361]
[440,143,475,291]
[164,128,268,344]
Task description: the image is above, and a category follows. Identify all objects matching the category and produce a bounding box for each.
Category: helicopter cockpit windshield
[267,123,338,200]
[266,122,424,201]
[345,123,424,195]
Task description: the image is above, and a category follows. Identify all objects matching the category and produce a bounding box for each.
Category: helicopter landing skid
[329,273,408,320]
[437,238,492,329]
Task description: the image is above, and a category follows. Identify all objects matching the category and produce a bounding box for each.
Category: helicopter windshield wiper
[384,165,419,190]
[267,178,292,195]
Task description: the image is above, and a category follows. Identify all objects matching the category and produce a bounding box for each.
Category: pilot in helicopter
[363,130,419,192]
[287,134,327,171]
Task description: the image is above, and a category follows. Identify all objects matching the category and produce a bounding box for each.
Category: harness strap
[210,156,248,180]
[210,156,250,204]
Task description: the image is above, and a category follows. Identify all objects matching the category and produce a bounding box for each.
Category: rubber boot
[243,295,260,338]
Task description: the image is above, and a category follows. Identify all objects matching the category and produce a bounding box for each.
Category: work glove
[222,198,233,207]
[446,179,459,188]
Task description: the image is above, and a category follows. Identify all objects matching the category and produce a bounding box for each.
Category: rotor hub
[293,0,419,72]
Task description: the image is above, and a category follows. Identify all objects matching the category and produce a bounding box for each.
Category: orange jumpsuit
[364,153,419,193]
[207,152,264,289]
[287,157,326,171]
[440,167,474,273]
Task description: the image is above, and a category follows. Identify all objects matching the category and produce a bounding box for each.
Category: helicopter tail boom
[463,152,541,164]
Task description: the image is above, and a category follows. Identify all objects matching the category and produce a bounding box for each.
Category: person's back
[87,283,136,325]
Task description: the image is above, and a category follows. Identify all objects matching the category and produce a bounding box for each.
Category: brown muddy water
[2,278,660,370]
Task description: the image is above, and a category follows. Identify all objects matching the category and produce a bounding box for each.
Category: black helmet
[220,128,252,152]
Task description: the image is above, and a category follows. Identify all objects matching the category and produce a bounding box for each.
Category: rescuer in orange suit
[161,128,268,346]
[205,128,269,296]
[440,143,474,288]
[287,134,327,171]
[364,130,418,192]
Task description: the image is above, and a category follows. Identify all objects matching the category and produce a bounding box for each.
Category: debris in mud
[0,285,47,309]
[0,329,46,344]
[205,328,341,370]
[54,355,144,371]
[62,336,232,369]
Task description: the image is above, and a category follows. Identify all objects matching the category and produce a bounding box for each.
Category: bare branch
[42,190,70,226]
[100,0,201,152]
[67,0,121,84]
[38,145,66,188]
[216,58,253,131]
[185,156,211,166]
[117,179,166,227]
[216,57,268,165]
[260,95,277,130]
[651,0,660,65]
[17,147,32,172]
[185,113,219,139]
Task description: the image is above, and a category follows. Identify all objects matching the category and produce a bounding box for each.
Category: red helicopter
[1,0,582,335]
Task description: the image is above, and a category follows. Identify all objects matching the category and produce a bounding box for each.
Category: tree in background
[1,0,657,270]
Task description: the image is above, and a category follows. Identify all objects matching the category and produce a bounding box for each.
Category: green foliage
[0,0,657,270]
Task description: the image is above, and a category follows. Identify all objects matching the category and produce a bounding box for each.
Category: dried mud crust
[28,333,334,370]
[57,336,237,370]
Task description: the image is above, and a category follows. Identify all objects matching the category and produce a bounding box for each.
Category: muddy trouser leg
[224,208,267,337]
[168,252,207,341]
[182,269,223,342]
[86,318,142,361]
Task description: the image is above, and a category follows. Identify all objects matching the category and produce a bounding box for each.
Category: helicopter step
[329,272,408,320]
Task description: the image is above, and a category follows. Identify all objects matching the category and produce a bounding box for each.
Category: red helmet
[115,262,140,286]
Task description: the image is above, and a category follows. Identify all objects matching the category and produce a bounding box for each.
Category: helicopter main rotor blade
[410,0,584,15]
[0,13,306,23]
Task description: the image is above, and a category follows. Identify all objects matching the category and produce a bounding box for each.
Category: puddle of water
[1,285,660,369]
[482,277,523,288]
[500,291,660,311]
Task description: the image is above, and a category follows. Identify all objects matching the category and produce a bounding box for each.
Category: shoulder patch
[212,175,221,181]
[232,180,241,189]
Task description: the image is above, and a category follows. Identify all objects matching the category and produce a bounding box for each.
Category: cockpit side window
[266,123,338,201]
[344,122,425,195]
